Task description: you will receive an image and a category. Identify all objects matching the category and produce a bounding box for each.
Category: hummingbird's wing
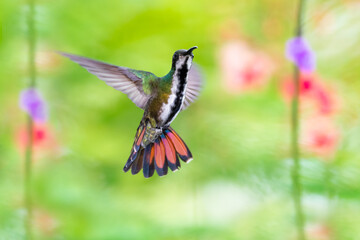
[181,63,203,111]
[60,52,155,109]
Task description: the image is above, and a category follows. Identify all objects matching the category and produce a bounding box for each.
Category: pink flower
[282,74,314,98]
[281,73,339,116]
[301,117,340,159]
[34,209,58,236]
[314,86,337,115]
[15,123,59,159]
[306,224,332,240]
[219,41,275,93]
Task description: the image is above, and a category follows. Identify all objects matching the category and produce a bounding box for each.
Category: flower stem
[25,0,36,239]
[291,0,307,239]
[25,116,34,240]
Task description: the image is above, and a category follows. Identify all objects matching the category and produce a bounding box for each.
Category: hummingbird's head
[171,46,198,70]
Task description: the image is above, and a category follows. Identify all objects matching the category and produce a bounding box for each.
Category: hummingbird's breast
[156,57,192,127]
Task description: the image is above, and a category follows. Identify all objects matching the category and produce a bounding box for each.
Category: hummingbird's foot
[147,127,163,142]
[142,122,163,147]
[154,127,163,135]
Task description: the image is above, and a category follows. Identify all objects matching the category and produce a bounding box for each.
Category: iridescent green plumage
[128,69,159,95]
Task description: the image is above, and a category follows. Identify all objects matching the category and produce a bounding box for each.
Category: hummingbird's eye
[172,53,179,62]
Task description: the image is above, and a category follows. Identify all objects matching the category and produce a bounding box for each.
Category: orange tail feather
[164,128,193,163]
[123,125,192,177]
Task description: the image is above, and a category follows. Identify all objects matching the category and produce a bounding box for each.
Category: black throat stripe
[164,58,189,126]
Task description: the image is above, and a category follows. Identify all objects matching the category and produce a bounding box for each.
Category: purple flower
[20,88,47,122]
[286,37,316,72]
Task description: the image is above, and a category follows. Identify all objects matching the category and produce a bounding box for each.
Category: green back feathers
[129,69,173,95]
[129,69,159,95]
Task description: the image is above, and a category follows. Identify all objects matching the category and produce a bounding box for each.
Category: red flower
[219,41,275,93]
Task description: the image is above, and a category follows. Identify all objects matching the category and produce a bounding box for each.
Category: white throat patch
[159,56,192,126]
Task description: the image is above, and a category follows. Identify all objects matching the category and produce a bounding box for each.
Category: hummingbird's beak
[186,46,198,55]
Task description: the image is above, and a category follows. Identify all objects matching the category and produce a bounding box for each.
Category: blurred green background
[1,0,360,239]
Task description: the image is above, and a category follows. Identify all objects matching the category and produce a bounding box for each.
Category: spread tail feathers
[123,123,192,178]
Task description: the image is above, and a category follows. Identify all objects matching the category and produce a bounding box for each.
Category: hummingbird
[60,46,202,178]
